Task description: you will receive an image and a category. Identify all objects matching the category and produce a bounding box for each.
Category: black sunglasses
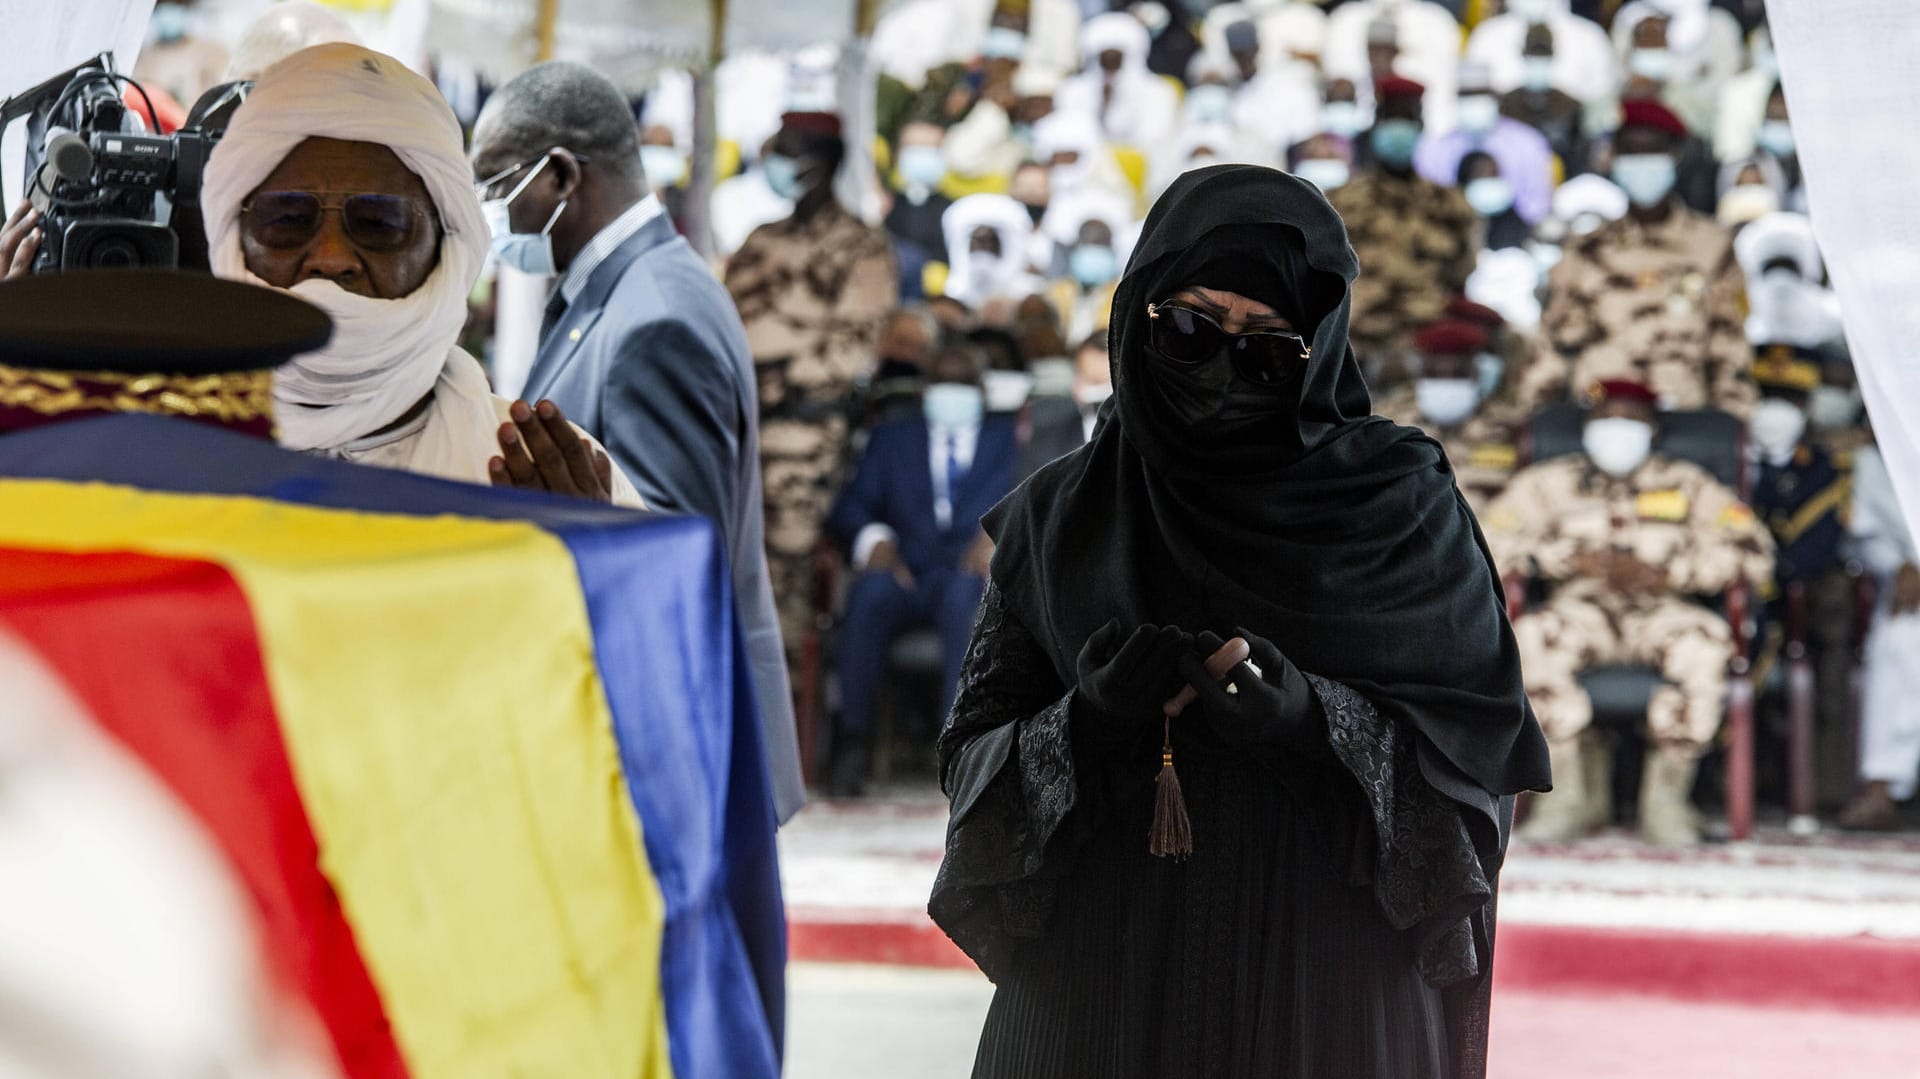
[240,191,435,254]
[1146,301,1311,388]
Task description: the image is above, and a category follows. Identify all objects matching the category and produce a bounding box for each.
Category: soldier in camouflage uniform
[1483,380,1776,845]
[1329,76,1479,385]
[1376,318,1523,518]
[1515,101,1753,418]
[724,111,900,665]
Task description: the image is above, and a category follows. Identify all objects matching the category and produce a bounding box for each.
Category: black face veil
[984,164,1550,802]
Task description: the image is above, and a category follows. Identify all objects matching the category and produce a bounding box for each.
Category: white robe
[329,349,645,509]
[1851,447,1920,798]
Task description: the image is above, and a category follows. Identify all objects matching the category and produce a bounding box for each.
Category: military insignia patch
[1636,489,1690,521]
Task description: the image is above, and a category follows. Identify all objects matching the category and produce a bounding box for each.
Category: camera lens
[86,238,142,269]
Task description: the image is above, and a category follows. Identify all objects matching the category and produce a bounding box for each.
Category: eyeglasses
[474,149,592,202]
[1146,301,1311,388]
[240,192,434,253]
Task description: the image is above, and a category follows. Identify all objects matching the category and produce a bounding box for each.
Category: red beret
[1375,75,1426,103]
[780,110,844,140]
[1586,378,1658,408]
[1617,99,1688,140]
[1445,297,1504,330]
[1413,319,1489,357]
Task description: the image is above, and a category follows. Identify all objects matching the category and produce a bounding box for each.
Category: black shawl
[982,164,1550,805]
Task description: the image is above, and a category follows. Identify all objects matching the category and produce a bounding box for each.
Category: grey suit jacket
[527,213,804,821]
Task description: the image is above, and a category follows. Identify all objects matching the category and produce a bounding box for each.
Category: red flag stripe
[0,548,407,1078]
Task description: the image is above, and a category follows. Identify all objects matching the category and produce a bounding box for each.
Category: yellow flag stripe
[0,480,673,1079]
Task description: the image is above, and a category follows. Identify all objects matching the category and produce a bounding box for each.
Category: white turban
[1735,211,1824,283]
[942,194,1037,307]
[202,43,490,455]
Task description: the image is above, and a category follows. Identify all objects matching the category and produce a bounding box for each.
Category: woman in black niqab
[930,165,1550,1079]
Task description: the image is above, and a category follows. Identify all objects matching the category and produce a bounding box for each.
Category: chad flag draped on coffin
[0,413,785,1079]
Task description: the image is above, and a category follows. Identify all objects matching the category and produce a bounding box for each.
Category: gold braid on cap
[0,363,274,424]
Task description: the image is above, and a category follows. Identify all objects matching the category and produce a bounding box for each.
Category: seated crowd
[19,0,1910,841]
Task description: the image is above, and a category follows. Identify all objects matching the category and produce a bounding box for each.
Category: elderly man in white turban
[198,43,639,505]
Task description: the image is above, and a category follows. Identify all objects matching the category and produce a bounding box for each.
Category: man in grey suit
[472,62,804,821]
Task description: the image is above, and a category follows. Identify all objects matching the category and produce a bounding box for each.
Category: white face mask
[1717,183,1780,226]
[1629,48,1673,82]
[1750,397,1808,464]
[1612,153,1678,209]
[1457,94,1501,135]
[1475,352,1507,398]
[1808,385,1861,431]
[481,155,564,276]
[1522,56,1557,93]
[1320,101,1367,138]
[1415,378,1482,427]
[1186,83,1234,124]
[983,369,1035,412]
[924,382,986,429]
[1465,175,1516,217]
[1583,416,1655,476]
[1075,381,1114,408]
[1756,119,1796,159]
[639,144,688,188]
[1294,157,1351,192]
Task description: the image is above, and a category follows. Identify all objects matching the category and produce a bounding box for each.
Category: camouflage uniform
[1376,385,1523,518]
[1483,454,1776,751]
[725,203,899,659]
[1517,208,1754,418]
[1328,173,1479,377]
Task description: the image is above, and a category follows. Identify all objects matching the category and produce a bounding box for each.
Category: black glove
[1073,620,1194,751]
[1176,629,1317,749]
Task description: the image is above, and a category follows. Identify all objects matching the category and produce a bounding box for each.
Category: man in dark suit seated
[1020,328,1112,478]
[824,341,1016,796]
[470,61,804,820]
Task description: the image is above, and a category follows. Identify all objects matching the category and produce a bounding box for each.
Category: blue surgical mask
[1294,157,1351,192]
[898,145,947,189]
[1629,48,1672,81]
[1475,352,1507,398]
[1457,94,1501,135]
[1808,386,1861,430]
[924,382,986,429]
[1321,100,1366,137]
[1522,56,1556,93]
[1370,119,1423,169]
[982,26,1027,61]
[1415,378,1481,427]
[1611,153,1678,208]
[150,2,191,43]
[1186,83,1234,125]
[1465,175,1516,217]
[1069,244,1118,287]
[482,156,564,276]
[640,144,687,188]
[1756,120,1795,159]
[763,154,801,199]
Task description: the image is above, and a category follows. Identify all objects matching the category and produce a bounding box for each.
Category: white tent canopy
[428,0,892,85]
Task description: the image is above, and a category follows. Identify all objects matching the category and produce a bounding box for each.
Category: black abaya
[929,166,1548,1079]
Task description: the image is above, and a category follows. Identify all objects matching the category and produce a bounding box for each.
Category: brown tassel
[1149,716,1192,860]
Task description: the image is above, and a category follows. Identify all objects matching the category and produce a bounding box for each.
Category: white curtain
[1767,0,1920,544]
[2,1,153,207]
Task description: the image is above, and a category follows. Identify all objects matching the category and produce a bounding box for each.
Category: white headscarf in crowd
[1056,13,1178,147]
[1736,211,1842,347]
[202,43,492,462]
[942,194,1037,307]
